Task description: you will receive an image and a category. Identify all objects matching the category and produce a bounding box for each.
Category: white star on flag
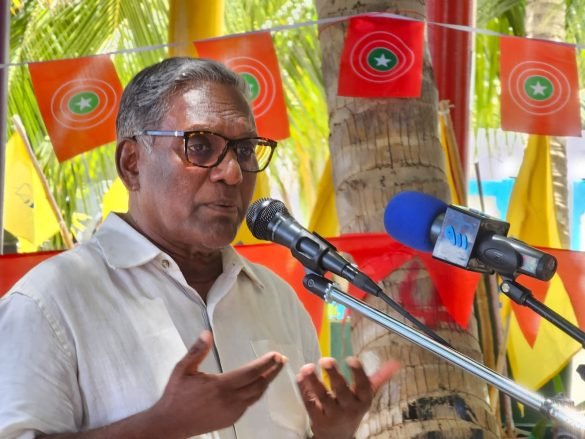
[374,53,391,67]
[75,96,93,110]
[530,81,547,96]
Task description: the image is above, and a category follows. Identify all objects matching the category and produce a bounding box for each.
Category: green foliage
[566,1,585,119]
[8,0,169,249]
[477,0,526,34]
[473,21,506,133]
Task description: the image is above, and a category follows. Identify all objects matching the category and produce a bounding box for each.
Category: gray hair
[116,57,250,143]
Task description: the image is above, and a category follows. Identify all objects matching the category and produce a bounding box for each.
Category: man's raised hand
[297,356,400,439]
[150,330,286,438]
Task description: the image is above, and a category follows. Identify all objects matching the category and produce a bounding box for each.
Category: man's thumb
[177,330,213,375]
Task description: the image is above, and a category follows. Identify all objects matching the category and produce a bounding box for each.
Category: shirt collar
[220,245,265,291]
[96,213,265,291]
[95,213,163,269]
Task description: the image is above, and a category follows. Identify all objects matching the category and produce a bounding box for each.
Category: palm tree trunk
[525,0,570,249]
[314,1,499,437]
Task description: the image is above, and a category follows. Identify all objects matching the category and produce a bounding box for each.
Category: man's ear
[116,138,140,191]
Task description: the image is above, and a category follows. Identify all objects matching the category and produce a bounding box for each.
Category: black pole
[500,278,585,348]
[0,0,11,254]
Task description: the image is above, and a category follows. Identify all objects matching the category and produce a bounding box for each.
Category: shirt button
[161,259,170,269]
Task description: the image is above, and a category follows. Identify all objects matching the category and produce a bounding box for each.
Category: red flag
[509,275,552,346]
[194,32,290,140]
[500,36,581,137]
[338,15,424,98]
[239,234,481,330]
[554,248,585,330]
[28,56,123,162]
[0,251,59,298]
[324,234,480,328]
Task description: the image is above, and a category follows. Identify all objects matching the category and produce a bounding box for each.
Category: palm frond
[476,0,526,29]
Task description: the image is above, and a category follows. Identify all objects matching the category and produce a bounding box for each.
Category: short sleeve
[0,293,81,438]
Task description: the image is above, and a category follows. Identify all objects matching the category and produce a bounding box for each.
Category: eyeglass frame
[133,130,278,173]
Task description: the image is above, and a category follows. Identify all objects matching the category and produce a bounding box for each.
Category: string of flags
[17,13,584,163]
[8,11,585,389]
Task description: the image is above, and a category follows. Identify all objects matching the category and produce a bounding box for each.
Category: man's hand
[296,357,399,439]
[150,330,286,438]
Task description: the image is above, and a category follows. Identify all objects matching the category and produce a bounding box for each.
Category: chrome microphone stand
[302,273,585,435]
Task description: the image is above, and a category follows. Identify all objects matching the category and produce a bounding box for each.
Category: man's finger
[224,352,286,389]
[176,330,213,376]
[347,357,401,398]
[232,360,286,404]
[260,358,286,382]
[297,362,336,415]
[296,364,324,417]
[346,357,374,402]
[320,358,354,406]
[298,363,329,400]
[369,360,401,392]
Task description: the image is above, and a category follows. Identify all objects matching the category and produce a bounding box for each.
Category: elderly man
[0,57,397,439]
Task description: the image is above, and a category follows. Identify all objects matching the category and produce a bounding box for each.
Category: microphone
[384,191,557,281]
[248,197,453,347]
[246,198,380,296]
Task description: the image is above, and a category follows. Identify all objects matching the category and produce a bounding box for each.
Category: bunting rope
[2,11,585,70]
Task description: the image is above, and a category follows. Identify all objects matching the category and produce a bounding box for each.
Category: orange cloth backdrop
[2,236,584,335]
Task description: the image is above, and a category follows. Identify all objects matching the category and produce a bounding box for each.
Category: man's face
[130,82,257,253]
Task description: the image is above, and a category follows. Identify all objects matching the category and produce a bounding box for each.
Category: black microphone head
[246,198,289,240]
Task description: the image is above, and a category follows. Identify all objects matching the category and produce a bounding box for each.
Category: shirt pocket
[250,339,309,434]
[124,298,187,396]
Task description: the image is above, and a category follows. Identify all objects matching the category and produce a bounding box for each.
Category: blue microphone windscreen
[384,191,447,252]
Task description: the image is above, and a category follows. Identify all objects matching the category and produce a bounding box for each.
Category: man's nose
[210,147,243,184]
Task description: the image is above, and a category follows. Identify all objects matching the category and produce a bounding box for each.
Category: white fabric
[0,213,320,439]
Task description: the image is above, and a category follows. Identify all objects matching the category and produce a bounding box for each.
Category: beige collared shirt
[0,213,320,439]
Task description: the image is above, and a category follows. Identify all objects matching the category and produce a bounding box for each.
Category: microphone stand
[302,272,585,434]
[499,275,585,348]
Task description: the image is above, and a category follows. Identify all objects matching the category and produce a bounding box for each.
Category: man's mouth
[206,202,239,213]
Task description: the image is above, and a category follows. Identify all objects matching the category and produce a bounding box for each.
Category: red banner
[329,234,481,328]
[338,15,424,98]
[0,250,61,295]
[194,32,290,141]
[29,56,123,162]
[500,36,581,137]
[4,240,585,342]
[0,234,482,330]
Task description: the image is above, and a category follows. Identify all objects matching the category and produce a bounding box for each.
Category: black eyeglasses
[136,130,277,173]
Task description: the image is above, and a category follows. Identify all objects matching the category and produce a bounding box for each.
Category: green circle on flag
[241,72,260,101]
[524,75,554,101]
[367,47,398,72]
[67,91,100,115]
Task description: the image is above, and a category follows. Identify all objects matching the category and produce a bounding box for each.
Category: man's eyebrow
[183,124,208,131]
[184,127,259,138]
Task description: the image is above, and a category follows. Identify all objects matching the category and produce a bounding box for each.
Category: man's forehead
[164,84,256,133]
[179,82,247,104]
